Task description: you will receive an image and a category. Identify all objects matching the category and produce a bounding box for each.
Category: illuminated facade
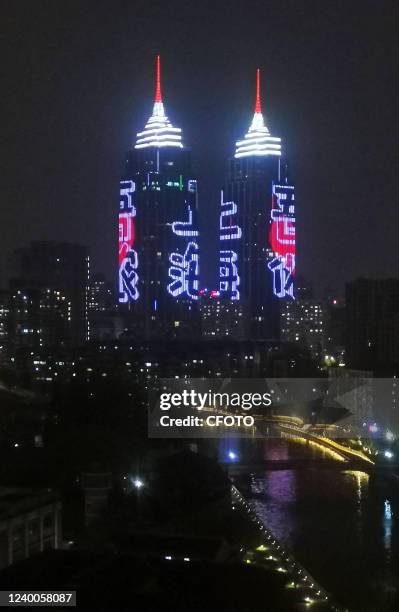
[268,182,295,298]
[119,180,139,303]
[220,69,295,339]
[119,56,200,338]
[234,70,281,159]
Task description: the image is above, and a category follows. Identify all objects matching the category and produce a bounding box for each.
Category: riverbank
[231,485,345,611]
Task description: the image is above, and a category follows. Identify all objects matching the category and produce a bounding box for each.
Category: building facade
[0,488,62,569]
[219,69,295,340]
[281,298,324,361]
[87,274,121,341]
[199,290,244,339]
[9,241,90,347]
[118,56,200,339]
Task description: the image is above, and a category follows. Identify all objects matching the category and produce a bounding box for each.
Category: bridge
[208,406,399,475]
[227,458,372,475]
[219,412,377,473]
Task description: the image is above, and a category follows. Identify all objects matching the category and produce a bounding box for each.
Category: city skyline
[1,1,398,294]
[117,54,295,340]
[2,4,399,611]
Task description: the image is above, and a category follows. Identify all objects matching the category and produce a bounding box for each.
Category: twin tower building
[118,56,295,340]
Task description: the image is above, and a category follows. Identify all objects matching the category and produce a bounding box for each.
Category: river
[225,437,399,611]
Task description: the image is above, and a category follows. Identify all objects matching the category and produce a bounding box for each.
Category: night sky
[1,0,398,295]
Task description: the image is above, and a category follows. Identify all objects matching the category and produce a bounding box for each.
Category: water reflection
[238,438,399,611]
[384,500,392,554]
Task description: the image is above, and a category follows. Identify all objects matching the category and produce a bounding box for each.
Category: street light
[132,477,144,489]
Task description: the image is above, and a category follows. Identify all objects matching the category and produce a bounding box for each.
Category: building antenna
[255,68,262,114]
[155,55,162,103]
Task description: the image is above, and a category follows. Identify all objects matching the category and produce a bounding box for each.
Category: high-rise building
[87,274,115,313]
[219,69,295,340]
[8,288,70,352]
[5,286,72,386]
[118,56,200,339]
[9,241,90,346]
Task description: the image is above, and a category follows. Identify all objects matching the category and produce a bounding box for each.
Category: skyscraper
[119,56,200,339]
[219,69,295,340]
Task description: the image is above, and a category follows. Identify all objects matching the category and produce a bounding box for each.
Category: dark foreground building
[0,488,61,569]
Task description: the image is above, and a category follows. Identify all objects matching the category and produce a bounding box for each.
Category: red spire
[154,55,162,103]
[255,68,261,114]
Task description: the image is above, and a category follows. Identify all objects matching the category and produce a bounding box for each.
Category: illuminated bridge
[218,413,377,473]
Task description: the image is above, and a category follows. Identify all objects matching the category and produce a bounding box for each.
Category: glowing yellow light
[317,436,375,464]
[283,434,346,462]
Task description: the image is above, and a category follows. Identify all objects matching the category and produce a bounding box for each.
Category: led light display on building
[119,180,139,303]
[220,250,240,300]
[135,56,183,150]
[167,206,199,300]
[234,69,281,159]
[219,191,241,300]
[268,183,295,298]
[220,198,242,240]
